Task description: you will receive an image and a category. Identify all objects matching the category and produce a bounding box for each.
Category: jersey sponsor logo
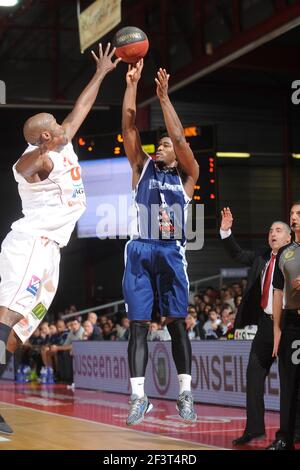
[63,156,82,181]
[149,179,182,192]
[32,302,48,320]
[26,275,41,296]
[159,206,175,238]
[284,249,295,260]
[71,166,81,181]
[75,187,85,195]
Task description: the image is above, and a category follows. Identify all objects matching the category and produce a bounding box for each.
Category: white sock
[178,374,191,394]
[130,377,145,398]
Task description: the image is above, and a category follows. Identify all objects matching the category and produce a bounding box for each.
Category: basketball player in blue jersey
[0,44,121,434]
[122,59,199,426]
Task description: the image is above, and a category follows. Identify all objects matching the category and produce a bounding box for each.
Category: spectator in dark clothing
[185,314,205,340]
[87,312,102,338]
[83,320,102,341]
[102,322,117,341]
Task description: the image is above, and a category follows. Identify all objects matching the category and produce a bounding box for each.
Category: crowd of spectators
[16,280,246,384]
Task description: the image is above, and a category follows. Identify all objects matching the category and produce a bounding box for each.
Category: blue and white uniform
[123,157,191,321]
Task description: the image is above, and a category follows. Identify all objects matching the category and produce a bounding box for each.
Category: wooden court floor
[0,381,285,451]
[0,402,212,450]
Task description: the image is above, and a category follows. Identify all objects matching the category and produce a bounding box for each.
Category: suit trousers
[245,313,275,434]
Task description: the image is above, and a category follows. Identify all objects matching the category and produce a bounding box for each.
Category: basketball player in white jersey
[0,43,121,433]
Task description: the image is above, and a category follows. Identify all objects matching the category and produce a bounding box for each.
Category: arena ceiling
[0,0,300,108]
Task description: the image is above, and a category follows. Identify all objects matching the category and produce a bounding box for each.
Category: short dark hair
[158,131,169,141]
[291,200,300,207]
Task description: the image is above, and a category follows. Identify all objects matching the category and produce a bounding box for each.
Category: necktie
[261,254,276,309]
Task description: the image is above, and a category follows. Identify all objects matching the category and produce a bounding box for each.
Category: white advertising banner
[78,0,121,53]
[73,341,280,411]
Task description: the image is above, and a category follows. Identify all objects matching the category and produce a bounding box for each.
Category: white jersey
[11,142,86,247]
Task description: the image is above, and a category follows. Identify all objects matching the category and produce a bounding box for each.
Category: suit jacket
[221,234,271,328]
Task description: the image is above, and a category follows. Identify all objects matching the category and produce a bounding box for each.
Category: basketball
[113,26,149,64]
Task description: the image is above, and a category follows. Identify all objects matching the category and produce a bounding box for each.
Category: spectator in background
[220,307,234,338]
[98,315,108,330]
[39,322,50,343]
[193,294,202,309]
[55,319,69,344]
[83,320,102,341]
[147,321,171,341]
[205,287,218,303]
[50,317,84,354]
[40,319,69,378]
[87,312,102,339]
[220,288,236,312]
[49,324,57,337]
[187,305,197,318]
[102,322,117,341]
[203,310,222,340]
[116,317,130,341]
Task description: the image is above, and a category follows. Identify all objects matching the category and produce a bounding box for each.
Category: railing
[189,274,221,293]
[62,299,125,321]
[62,274,221,321]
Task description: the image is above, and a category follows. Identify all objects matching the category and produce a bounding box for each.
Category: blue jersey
[132,158,191,246]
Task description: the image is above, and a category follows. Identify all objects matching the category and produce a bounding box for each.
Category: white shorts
[0,231,60,343]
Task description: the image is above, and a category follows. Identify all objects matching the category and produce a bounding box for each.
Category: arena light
[216,152,251,158]
[0,0,19,6]
[292,153,300,159]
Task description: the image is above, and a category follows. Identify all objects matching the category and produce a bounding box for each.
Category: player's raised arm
[62,43,121,141]
[122,59,148,171]
[155,68,199,184]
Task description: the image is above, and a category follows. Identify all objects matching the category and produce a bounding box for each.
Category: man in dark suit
[220,207,294,445]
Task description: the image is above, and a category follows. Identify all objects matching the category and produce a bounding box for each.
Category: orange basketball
[113,26,149,64]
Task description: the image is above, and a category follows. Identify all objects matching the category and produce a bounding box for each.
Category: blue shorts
[123,239,189,321]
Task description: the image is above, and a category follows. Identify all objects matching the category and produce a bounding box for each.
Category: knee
[7,330,22,353]
[129,321,149,336]
[167,318,186,336]
[0,307,23,327]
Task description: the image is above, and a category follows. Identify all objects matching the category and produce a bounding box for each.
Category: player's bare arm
[63,43,121,141]
[155,68,199,198]
[122,59,148,187]
[15,143,52,183]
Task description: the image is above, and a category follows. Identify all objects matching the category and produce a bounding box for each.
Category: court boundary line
[0,400,227,450]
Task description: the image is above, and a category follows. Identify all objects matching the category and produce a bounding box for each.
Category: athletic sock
[130,377,145,398]
[178,374,192,394]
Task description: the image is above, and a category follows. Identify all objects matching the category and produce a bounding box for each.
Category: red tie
[261,254,276,309]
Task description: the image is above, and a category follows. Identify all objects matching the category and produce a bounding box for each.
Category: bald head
[23,113,55,145]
